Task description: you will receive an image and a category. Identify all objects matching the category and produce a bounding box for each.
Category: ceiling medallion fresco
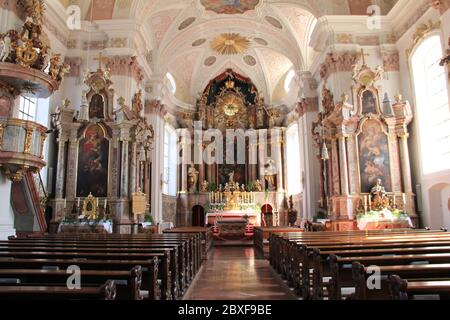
[265,16,283,29]
[253,37,268,46]
[243,55,256,66]
[200,0,260,14]
[192,38,207,47]
[204,56,217,66]
[211,33,250,55]
[179,17,196,30]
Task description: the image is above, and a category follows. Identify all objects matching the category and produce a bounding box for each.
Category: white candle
[104,199,107,209]
[77,198,80,207]
[402,193,406,206]
[64,199,66,209]
[393,195,396,207]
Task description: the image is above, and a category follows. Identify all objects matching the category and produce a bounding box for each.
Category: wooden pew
[389,275,450,300]
[0,241,184,299]
[327,253,450,300]
[352,262,450,300]
[17,234,200,284]
[8,237,192,287]
[0,266,142,300]
[0,280,116,300]
[0,257,160,300]
[268,230,450,300]
[9,235,197,293]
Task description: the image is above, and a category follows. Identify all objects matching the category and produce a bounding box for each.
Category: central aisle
[183,246,296,300]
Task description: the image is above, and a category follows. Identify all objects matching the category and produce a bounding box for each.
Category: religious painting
[219,164,246,186]
[358,119,392,193]
[361,90,378,114]
[201,0,260,14]
[76,124,109,197]
[89,93,105,119]
[0,96,11,118]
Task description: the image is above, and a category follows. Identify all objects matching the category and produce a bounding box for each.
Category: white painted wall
[0,173,15,240]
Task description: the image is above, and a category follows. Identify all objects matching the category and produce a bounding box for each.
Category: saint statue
[200,180,209,192]
[370,178,389,210]
[228,171,235,184]
[187,165,199,193]
[254,179,263,192]
[264,159,277,191]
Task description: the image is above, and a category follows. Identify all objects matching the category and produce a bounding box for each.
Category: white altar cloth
[58,221,113,234]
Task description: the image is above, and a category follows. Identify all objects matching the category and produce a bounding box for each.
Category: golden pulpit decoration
[82,193,98,220]
[132,188,147,218]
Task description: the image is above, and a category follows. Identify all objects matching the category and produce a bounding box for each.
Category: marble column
[398,133,413,194]
[65,128,80,200]
[338,135,349,196]
[258,129,267,190]
[54,136,68,199]
[273,128,284,192]
[129,141,137,195]
[120,139,129,198]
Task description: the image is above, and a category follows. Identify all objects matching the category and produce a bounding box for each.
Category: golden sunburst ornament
[211,33,250,55]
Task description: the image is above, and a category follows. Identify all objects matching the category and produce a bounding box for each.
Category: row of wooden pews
[269,229,450,300]
[0,232,204,300]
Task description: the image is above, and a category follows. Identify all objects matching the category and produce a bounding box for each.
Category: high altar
[313,60,417,231]
[176,69,288,228]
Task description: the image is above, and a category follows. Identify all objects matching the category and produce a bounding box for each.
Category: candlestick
[64,198,66,209]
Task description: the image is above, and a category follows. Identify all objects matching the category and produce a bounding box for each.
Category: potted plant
[144,214,154,225]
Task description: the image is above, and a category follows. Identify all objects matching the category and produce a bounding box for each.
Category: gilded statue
[132,89,143,115]
[254,179,263,192]
[15,39,38,67]
[187,165,199,193]
[49,54,62,80]
[200,180,209,192]
[370,178,389,210]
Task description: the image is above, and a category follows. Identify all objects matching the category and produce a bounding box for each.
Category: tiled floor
[183,246,296,300]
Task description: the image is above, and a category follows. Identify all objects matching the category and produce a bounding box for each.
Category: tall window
[412,35,450,174]
[163,124,177,195]
[286,123,302,195]
[19,96,37,121]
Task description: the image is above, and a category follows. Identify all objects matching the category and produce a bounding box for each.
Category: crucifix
[94,52,108,70]
[360,48,370,66]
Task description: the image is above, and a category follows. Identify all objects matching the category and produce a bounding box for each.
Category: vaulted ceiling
[58,0,399,105]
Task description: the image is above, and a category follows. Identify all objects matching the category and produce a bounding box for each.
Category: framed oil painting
[76,124,109,197]
[361,90,378,114]
[89,93,105,119]
[358,119,392,193]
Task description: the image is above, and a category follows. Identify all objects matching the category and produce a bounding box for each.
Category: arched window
[286,123,302,195]
[411,35,450,174]
[163,124,177,196]
[284,69,296,93]
[166,72,177,95]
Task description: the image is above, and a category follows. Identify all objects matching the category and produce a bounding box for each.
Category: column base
[0,225,16,240]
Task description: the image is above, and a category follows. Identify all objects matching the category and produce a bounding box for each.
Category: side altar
[312,59,416,231]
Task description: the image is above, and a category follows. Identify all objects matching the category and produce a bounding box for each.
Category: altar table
[57,221,114,234]
[205,210,259,226]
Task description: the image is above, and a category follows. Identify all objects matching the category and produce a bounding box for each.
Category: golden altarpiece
[177,69,287,228]
[51,65,154,233]
[313,63,416,230]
